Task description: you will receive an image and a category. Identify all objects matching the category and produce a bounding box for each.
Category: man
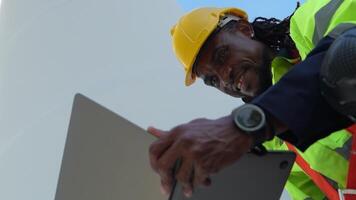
[149,1,356,199]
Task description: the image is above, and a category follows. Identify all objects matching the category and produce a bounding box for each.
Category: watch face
[237,108,262,128]
[234,104,265,132]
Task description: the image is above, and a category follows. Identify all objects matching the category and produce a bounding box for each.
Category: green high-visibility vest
[266,0,356,199]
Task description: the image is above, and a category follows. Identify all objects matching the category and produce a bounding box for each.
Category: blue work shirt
[252,36,353,151]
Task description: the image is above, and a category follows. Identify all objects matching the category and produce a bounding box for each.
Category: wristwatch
[231,104,268,146]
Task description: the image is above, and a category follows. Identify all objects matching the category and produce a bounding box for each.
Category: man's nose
[216,71,233,90]
[219,80,227,88]
[219,80,233,91]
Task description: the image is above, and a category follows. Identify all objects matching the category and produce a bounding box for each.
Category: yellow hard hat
[171,7,248,86]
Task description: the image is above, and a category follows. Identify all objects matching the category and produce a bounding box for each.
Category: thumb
[147,126,166,138]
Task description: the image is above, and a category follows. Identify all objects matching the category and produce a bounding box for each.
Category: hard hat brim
[185,68,196,86]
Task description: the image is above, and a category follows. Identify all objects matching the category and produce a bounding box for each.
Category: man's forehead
[194,31,227,73]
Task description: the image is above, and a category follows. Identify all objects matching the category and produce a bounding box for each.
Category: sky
[177,0,304,19]
[0,0,304,200]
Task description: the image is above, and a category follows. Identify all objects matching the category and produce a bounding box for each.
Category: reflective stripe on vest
[335,137,353,161]
[313,0,344,45]
[313,0,356,45]
[328,23,356,39]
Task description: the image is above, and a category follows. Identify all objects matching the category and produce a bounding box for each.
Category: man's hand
[148,114,254,198]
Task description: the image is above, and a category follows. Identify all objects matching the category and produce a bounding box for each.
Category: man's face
[194,24,274,101]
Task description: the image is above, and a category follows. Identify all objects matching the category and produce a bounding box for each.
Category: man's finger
[193,164,211,188]
[149,138,174,173]
[175,158,194,198]
[147,126,167,138]
[157,142,181,195]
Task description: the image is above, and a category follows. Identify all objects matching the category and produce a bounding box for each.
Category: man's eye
[211,76,219,88]
[203,76,219,88]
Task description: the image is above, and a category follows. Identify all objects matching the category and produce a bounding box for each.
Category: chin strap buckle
[338,189,356,200]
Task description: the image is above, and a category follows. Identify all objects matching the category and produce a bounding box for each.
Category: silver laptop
[55,94,295,200]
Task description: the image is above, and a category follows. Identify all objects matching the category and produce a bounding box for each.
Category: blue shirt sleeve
[252,36,353,151]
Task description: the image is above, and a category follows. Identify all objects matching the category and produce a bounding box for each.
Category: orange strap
[286,124,356,200]
[286,142,339,200]
[345,124,356,200]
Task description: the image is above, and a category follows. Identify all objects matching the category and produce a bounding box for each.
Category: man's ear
[236,20,254,38]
